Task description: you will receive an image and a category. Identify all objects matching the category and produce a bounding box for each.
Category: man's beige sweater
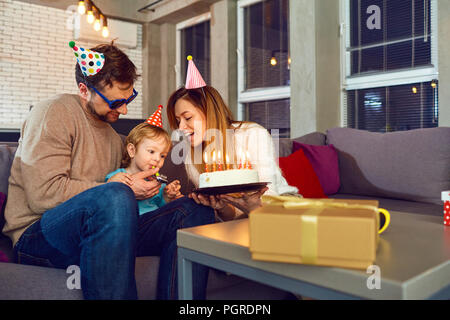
[3,94,123,246]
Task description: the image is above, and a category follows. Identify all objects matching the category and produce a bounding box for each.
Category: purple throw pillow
[292,142,340,195]
[0,250,8,263]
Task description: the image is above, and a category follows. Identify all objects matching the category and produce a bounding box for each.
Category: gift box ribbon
[261,195,390,264]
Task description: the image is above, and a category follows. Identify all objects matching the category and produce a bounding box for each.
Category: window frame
[175,12,211,88]
[237,0,291,122]
[339,0,439,127]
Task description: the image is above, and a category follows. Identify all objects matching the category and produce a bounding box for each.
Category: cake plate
[193,182,269,195]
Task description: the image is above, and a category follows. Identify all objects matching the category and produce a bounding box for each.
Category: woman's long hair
[166,86,245,175]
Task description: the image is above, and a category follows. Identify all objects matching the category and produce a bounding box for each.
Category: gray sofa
[1,126,449,299]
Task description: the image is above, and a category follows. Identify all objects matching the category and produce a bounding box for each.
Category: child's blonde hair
[121,122,172,168]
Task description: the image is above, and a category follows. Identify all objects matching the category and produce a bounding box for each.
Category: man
[2,42,215,299]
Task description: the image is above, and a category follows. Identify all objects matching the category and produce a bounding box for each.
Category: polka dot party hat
[146,105,164,128]
[185,55,206,89]
[69,41,105,77]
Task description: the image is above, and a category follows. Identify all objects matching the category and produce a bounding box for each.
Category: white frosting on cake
[199,169,259,188]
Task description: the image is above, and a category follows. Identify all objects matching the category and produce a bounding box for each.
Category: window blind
[346,81,438,132]
[344,0,438,132]
[245,98,291,138]
[241,0,290,137]
[180,21,211,85]
[244,0,290,89]
[349,0,434,76]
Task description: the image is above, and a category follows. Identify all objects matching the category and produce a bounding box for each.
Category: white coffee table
[177,211,450,300]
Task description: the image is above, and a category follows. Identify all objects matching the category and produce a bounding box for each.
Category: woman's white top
[184,122,299,196]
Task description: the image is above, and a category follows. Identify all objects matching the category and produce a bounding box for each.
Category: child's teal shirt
[105,168,167,215]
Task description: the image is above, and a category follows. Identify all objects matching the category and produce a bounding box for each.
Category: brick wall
[0,0,143,129]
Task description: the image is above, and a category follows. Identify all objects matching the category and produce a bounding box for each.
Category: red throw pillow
[278,149,327,198]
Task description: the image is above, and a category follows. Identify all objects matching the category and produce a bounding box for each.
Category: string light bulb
[102,26,109,37]
[78,1,86,15]
[270,57,277,66]
[412,86,418,94]
[86,9,94,24]
[101,14,109,37]
[94,17,101,31]
[431,81,437,88]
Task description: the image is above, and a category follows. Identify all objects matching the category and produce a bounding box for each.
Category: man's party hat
[69,41,105,77]
[185,55,206,89]
[146,105,164,128]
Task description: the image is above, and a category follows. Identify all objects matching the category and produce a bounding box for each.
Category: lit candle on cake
[217,150,223,171]
[203,151,209,172]
[246,151,252,169]
[212,150,216,172]
[238,148,243,169]
[226,154,231,170]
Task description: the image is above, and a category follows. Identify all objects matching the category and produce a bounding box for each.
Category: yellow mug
[378,208,391,234]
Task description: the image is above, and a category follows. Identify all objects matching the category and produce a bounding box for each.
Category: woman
[166,85,300,221]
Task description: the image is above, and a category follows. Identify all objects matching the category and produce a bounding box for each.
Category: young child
[106,105,183,215]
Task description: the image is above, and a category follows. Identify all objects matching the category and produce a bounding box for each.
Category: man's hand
[130,167,161,200]
[163,180,183,202]
[107,171,133,187]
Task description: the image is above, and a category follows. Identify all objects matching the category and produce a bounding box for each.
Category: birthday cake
[199,169,260,189]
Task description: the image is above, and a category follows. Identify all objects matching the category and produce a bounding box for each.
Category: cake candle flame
[226,154,230,170]
[212,150,216,172]
[203,151,209,172]
[246,151,252,169]
[242,150,247,169]
[217,150,223,171]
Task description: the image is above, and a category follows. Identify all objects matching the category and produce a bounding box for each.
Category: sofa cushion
[0,235,12,262]
[0,192,7,248]
[278,138,294,158]
[0,257,294,300]
[0,145,17,195]
[293,142,340,195]
[293,131,327,146]
[327,127,450,205]
[329,193,443,216]
[279,149,327,198]
[162,142,194,195]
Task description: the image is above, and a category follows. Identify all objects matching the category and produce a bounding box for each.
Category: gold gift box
[249,196,381,270]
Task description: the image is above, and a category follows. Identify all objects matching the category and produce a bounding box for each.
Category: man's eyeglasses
[89,86,138,110]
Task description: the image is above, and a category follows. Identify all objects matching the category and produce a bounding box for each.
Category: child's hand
[163,180,183,202]
[107,172,133,187]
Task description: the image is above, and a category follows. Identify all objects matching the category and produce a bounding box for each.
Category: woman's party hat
[185,55,206,89]
[146,105,164,128]
[69,41,105,77]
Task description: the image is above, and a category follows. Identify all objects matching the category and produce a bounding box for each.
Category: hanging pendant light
[101,15,109,38]
[78,0,86,15]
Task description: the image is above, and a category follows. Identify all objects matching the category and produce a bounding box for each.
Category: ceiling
[15,0,153,23]
[15,0,222,24]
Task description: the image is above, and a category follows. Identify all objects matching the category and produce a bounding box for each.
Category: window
[176,13,211,87]
[238,0,290,138]
[342,0,438,132]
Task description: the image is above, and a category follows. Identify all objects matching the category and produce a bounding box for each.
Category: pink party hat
[185,55,206,89]
[146,105,164,128]
[69,41,105,77]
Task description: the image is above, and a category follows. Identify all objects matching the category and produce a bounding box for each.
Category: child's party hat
[185,55,206,89]
[146,105,164,128]
[69,41,105,77]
